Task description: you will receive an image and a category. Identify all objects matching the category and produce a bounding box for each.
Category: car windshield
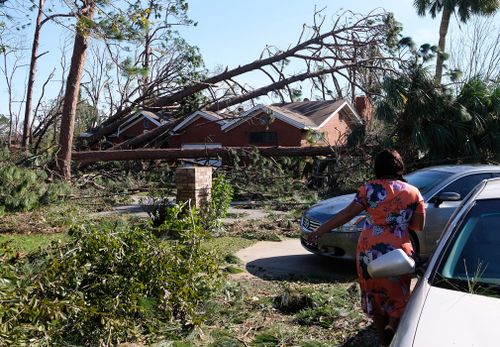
[433,199,500,296]
[405,169,452,195]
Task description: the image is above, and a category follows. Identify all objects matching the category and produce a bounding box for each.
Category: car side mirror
[367,249,415,278]
[433,191,461,207]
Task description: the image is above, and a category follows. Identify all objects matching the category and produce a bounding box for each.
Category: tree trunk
[73,146,341,164]
[111,122,173,149]
[57,2,96,180]
[435,7,451,84]
[205,64,353,111]
[22,0,45,151]
[142,30,151,90]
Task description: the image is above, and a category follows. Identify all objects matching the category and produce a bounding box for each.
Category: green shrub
[201,173,234,233]
[156,201,201,238]
[148,174,233,235]
[144,190,175,228]
[0,164,71,214]
[0,214,223,346]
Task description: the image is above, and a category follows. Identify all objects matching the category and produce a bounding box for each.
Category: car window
[405,170,453,195]
[439,174,492,200]
[433,199,500,295]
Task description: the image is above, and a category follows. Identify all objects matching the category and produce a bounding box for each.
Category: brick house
[167,98,365,148]
[79,110,164,146]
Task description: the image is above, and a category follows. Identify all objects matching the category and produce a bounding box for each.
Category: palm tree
[375,65,471,162]
[414,0,499,84]
[457,78,500,158]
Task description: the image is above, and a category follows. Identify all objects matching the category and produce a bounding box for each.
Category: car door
[423,173,493,255]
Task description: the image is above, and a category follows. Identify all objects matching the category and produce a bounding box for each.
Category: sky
[0,0,483,117]
[178,0,440,72]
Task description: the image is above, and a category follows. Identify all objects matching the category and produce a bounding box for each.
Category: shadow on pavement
[245,254,357,283]
[340,324,379,347]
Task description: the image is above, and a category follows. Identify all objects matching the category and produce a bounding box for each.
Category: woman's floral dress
[354,179,425,319]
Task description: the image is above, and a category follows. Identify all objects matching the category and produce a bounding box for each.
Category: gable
[316,101,361,128]
[172,110,225,133]
[221,105,316,132]
[111,111,161,137]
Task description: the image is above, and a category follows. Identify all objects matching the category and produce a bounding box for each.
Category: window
[249,132,278,145]
[434,199,500,294]
[440,174,492,200]
[406,170,453,195]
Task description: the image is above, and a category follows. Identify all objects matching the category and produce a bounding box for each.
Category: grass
[223,215,301,241]
[0,233,68,253]
[204,236,256,259]
[186,279,376,347]
[0,204,87,234]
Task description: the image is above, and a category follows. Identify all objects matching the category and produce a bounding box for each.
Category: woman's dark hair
[374,149,406,181]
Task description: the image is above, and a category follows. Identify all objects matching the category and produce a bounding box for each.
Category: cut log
[73,146,341,164]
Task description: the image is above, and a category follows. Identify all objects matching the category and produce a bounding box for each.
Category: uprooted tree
[79,9,405,153]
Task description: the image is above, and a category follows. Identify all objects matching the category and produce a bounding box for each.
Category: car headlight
[335,215,365,233]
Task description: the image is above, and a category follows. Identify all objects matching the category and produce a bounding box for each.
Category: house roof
[109,110,162,138]
[267,105,317,127]
[274,99,346,125]
[221,99,361,132]
[171,110,231,133]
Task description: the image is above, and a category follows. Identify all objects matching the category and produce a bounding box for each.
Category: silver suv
[301,165,500,260]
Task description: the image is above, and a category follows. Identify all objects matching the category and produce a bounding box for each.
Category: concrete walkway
[106,197,280,222]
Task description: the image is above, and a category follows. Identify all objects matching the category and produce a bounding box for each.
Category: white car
[376,178,500,346]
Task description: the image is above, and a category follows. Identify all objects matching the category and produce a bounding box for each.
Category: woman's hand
[308,227,326,246]
[306,201,364,246]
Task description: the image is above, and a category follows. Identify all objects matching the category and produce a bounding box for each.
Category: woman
[309,149,425,346]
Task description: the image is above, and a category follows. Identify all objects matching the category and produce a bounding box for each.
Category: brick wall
[168,117,222,147]
[314,110,353,146]
[175,166,213,208]
[221,113,304,147]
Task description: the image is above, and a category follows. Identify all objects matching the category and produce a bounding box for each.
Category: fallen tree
[72,146,342,164]
[80,10,403,149]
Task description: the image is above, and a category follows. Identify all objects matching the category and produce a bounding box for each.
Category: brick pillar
[176,167,212,208]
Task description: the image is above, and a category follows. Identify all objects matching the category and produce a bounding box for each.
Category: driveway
[235,239,357,282]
